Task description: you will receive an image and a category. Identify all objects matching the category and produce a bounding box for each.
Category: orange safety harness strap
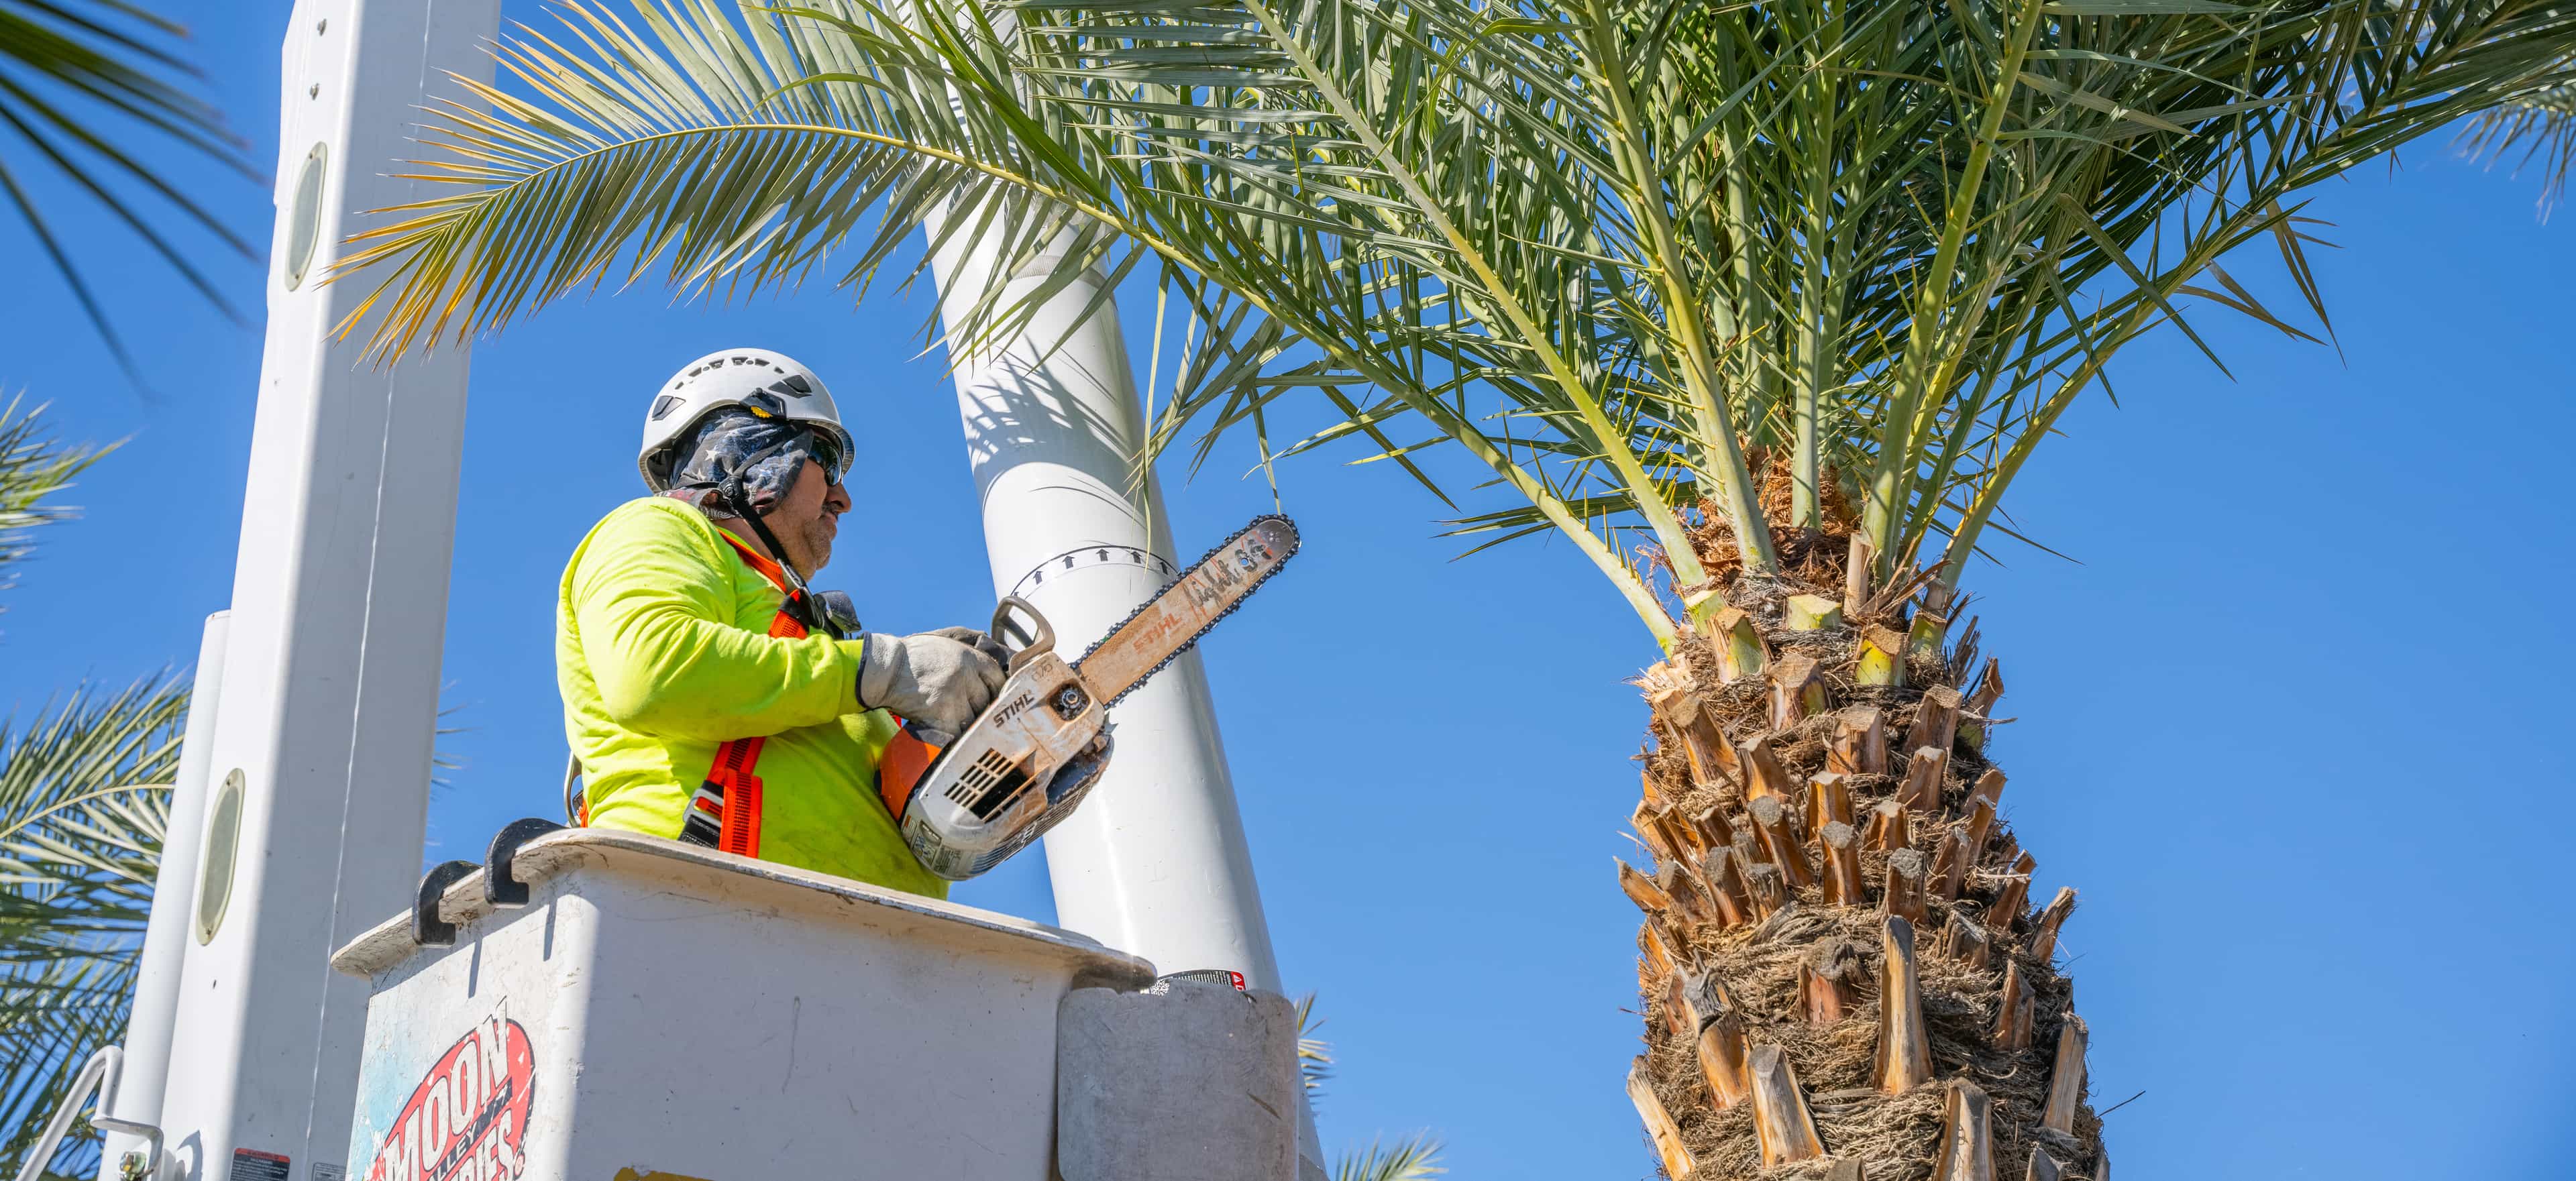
[572,530,800,855]
[673,530,804,858]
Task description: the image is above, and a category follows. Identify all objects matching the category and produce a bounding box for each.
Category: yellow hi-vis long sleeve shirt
[555,496,947,899]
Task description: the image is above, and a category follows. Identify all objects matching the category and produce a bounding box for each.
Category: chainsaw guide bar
[1075,514,1301,708]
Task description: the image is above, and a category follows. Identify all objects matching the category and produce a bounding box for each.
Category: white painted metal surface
[927,228,1327,1178]
[332,828,1154,1181]
[99,613,229,1177]
[150,5,496,1181]
[929,235,1285,987]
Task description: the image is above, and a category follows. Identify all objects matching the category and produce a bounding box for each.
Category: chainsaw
[875,515,1301,881]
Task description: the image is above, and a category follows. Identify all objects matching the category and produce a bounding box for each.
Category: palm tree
[334,0,2576,1174]
[0,401,186,1181]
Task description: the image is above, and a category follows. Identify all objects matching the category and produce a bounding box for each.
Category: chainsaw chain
[1079,513,1301,709]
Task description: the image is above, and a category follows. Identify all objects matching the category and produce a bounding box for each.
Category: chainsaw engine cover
[900,649,1113,880]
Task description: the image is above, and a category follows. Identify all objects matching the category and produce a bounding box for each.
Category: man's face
[763,457,851,578]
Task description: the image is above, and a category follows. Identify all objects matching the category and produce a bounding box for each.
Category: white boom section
[146,5,495,1180]
[927,232,1326,1176]
[930,235,1283,988]
[98,613,227,1176]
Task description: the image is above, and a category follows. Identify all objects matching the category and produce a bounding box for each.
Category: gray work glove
[926,626,1013,670]
[856,629,1008,740]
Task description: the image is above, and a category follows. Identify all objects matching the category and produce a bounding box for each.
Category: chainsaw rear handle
[989,596,1053,674]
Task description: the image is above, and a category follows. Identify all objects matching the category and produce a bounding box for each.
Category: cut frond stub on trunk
[1857,625,1909,688]
[1828,706,1890,775]
[2030,887,2078,963]
[1994,960,2035,1052]
[1932,1080,1997,1181]
[1941,911,1992,970]
[1962,660,2006,749]
[1786,594,1844,631]
[1640,919,1676,977]
[1864,799,1912,853]
[1697,1011,1750,1109]
[2026,1149,2065,1181]
[1876,915,1934,1093]
[1989,872,2033,937]
[1653,687,1734,789]
[1907,685,1964,755]
[1628,1056,1695,1179]
[1632,801,1676,864]
[1964,797,1999,864]
[1689,803,1734,850]
[1883,850,1929,925]
[1659,862,1715,927]
[1714,608,1770,683]
[1619,859,1674,914]
[1933,829,1974,903]
[1809,772,1854,832]
[1660,806,1707,858]
[1802,940,1866,1025]
[1970,768,2007,812]
[1702,849,1752,928]
[1750,796,1817,891]
[1900,746,1951,814]
[1743,733,1799,801]
[1843,535,1874,620]
[1769,653,1831,728]
[1909,608,1955,667]
[1675,970,1729,1032]
[1748,1044,1827,1166]
[1820,822,1866,905]
[1743,862,1788,920]
[2041,1016,2090,1135]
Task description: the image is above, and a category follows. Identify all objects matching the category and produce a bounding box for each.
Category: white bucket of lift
[329,827,1154,1181]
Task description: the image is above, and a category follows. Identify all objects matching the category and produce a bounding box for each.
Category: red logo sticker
[367,1013,535,1181]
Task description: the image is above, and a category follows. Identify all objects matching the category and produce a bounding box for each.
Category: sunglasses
[805,432,846,486]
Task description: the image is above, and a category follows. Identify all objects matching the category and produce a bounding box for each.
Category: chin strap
[711,434,851,638]
[720,479,801,589]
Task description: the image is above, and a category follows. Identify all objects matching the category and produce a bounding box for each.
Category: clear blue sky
[1,6,2569,1179]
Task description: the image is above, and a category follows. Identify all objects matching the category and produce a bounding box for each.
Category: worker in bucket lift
[555,347,1004,899]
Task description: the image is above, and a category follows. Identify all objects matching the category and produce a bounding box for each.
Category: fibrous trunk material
[1621,541,2104,1180]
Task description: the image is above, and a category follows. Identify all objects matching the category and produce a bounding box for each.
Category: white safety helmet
[638,347,856,492]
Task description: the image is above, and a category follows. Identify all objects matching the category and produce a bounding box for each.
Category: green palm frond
[339,0,2576,645]
[1334,1133,1444,1181]
[1291,997,1444,1181]
[0,0,258,374]
[0,396,107,597]
[2459,78,2576,213]
[1294,991,1332,1095]
[0,677,185,1180]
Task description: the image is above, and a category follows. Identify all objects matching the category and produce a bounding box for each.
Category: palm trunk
[1619,534,2103,1180]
